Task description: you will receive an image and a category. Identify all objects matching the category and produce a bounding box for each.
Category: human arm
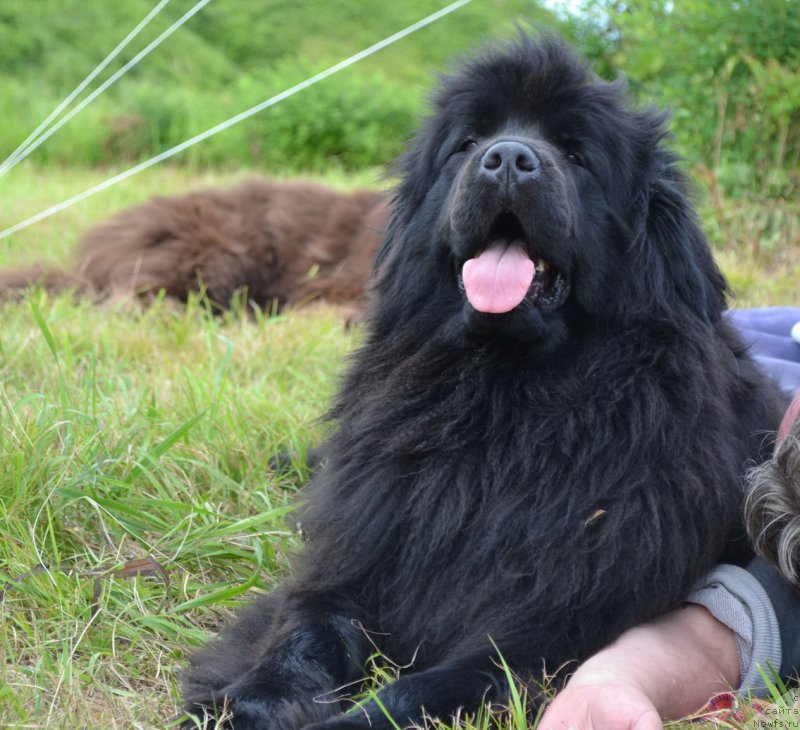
[539,603,739,730]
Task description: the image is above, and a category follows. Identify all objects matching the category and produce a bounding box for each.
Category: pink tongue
[462,239,535,314]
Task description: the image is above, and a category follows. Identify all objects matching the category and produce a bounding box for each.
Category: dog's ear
[640,170,727,324]
[374,111,453,276]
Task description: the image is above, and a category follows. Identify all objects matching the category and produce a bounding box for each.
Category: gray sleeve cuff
[686,564,781,694]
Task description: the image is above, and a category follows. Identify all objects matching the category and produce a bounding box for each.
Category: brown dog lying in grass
[0,178,387,319]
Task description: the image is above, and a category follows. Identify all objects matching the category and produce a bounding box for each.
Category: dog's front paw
[303,718,370,730]
[184,693,334,730]
[303,707,383,730]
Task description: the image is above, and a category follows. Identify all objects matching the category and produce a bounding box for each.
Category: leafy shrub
[0,0,555,171]
[564,0,800,198]
[244,58,422,171]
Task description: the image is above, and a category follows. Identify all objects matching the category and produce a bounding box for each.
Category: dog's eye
[566,151,586,168]
[458,139,478,153]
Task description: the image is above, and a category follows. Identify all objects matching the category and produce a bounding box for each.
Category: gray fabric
[747,558,800,683]
[687,563,782,694]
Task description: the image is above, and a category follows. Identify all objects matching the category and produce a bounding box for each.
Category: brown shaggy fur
[0,178,387,318]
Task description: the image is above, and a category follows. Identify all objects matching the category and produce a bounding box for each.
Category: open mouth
[457,212,570,314]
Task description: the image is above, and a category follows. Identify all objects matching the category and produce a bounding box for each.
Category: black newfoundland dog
[182,34,784,729]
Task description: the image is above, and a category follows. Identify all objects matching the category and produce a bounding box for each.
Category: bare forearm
[571,604,739,719]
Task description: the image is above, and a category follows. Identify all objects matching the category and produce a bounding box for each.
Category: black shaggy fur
[182,35,785,729]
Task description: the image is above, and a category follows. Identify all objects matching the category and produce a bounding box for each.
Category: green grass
[0,291,355,727]
[0,166,377,728]
[0,164,796,728]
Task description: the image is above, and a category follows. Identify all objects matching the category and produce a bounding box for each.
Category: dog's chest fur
[295,320,748,665]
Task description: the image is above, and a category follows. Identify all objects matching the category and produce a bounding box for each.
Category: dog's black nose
[480,141,541,182]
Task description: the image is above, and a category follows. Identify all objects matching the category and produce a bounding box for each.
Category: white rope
[0,0,212,179]
[0,0,473,241]
[0,0,174,176]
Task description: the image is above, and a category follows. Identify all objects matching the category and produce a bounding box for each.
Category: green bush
[0,81,114,166]
[1,0,796,191]
[564,0,800,198]
[243,60,422,171]
[0,0,555,171]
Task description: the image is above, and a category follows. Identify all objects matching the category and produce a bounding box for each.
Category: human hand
[538,603,739,730]
[539,675,663,730]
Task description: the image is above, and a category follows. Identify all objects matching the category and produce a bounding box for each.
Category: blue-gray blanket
[731,307,800,396]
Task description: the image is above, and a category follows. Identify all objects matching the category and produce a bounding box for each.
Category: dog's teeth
[536,259,550,273]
